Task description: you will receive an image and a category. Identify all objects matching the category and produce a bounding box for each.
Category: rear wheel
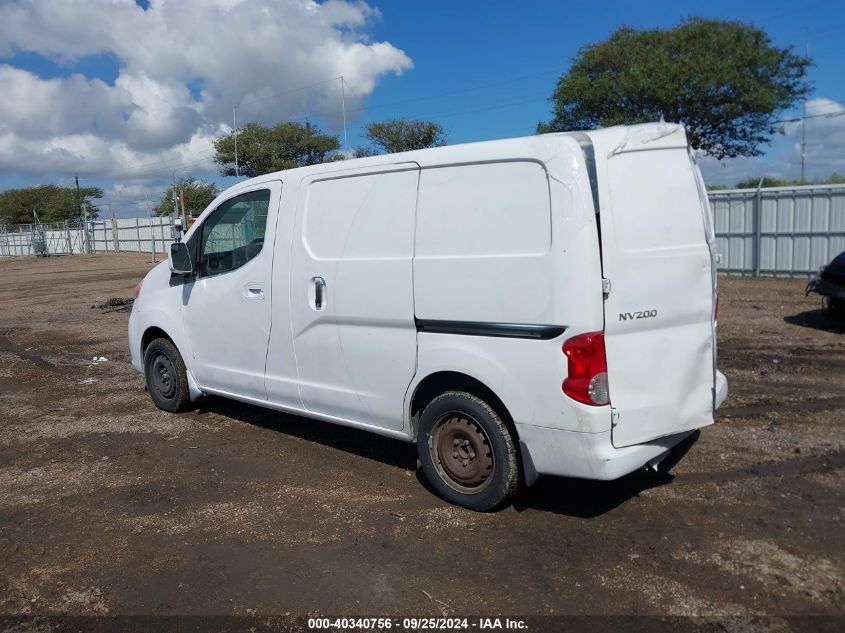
[417,391,519,511]
[143,338,191,413]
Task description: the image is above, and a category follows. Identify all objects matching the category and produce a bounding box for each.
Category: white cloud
[698,97,845,187]
[0,0,412,181]
[794,98,845,176]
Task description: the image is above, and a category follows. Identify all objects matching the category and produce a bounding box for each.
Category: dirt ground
[0,253,843,623]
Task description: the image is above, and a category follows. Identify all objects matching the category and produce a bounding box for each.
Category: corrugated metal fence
[710,183,845,277]
[0,216,173,257]
[3,184,845,276]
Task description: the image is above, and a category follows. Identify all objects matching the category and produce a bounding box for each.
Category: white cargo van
[129,122,728,511]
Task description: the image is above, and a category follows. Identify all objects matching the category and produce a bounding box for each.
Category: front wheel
[143,338,192,413]
[416,391,519,511]
[826,297,845,320]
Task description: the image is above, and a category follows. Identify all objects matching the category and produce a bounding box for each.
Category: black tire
[416,391,519,511]
[143,338,192,413]
[826,297,845,320]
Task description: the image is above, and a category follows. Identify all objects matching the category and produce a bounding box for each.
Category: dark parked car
[806,250,845,319]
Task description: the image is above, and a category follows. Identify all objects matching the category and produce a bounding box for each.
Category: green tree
[0,184,102,226]
[363,119,447,154]
[734,172,845,189]
[153,178,219,217]
[733,176,790,189]
[214,121,340,178]
[538,18,811,159]
[352,146,379,158]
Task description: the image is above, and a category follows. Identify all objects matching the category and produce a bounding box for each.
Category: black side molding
[415,319,566,340]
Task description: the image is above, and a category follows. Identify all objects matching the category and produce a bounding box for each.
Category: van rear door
[588,125,716,448]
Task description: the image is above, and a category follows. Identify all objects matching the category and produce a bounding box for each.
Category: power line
[774,107,845,124]
[237,66,564,121]
[237,75,344,109]
[105,94,552,182]
[107,154,219,181]
[101,101,845,185]
[350,96,549,135]
[92,72,565,183]
[107,149,217,180]
[71,57,845,188]
[106,193,168,204]
[340,67,562,117]
[752,0,836,26]
[807,21,845,40]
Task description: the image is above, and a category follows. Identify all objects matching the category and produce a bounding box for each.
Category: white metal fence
[3,184,845,276]
[0,216,173,257]
[710,183,845,277]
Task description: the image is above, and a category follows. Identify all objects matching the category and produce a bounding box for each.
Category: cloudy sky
[0,0,843,216]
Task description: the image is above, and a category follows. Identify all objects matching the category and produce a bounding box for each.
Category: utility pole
[179,188,187,221]
[305,120,311,165]
[75,175,82,224]
[109,200,119,252]
[339,76,348,153]
[75,175,87,254]
[233,105,240,180]
[800,98,807,183]
[800,33,809,183]
[171,172,178,218]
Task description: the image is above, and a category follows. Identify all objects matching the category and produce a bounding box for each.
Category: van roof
[578,122,689,155]
[224,122,689,194]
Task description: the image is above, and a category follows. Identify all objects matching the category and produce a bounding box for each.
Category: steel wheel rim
[429,411,495,494]
[151,353,176,400]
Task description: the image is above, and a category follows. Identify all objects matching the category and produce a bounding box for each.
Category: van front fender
[137,307,186,360]
[135,311,203,403]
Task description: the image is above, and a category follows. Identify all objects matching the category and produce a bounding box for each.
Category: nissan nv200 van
[129,122,728,511]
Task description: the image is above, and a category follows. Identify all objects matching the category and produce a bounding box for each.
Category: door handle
[313,276,326,310]
[243,283,264,300]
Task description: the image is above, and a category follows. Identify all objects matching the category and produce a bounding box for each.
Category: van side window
[199,189,271,277]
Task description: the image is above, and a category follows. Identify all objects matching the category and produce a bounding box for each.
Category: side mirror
[169,242,193,275]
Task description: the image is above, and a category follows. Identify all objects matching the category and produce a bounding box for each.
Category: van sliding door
[288,164,420,431]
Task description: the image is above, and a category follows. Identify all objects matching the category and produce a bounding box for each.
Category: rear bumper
[517,423,696,483]
[806,278,845,301]
[518,370,727,484]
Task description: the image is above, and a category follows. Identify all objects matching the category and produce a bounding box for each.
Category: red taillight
[133,281,143,299]
[562,331,610,406]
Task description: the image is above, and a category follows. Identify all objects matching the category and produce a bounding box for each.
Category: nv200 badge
[619,309,658,321]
